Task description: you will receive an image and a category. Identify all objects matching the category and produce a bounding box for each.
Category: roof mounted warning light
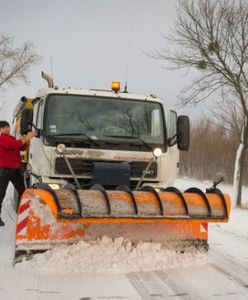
[112,81,120,93]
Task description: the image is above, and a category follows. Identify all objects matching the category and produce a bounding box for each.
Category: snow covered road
[0,179,248,300]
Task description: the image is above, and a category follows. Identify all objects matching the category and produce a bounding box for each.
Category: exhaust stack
[41,71,54,88]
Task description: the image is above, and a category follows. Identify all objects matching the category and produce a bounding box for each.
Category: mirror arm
[29,123,41,138]
[167,133,178,147]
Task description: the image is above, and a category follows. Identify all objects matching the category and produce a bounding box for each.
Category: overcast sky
[0,0,198,121]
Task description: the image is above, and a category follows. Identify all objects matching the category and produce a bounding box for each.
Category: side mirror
[20,108,33,135]
[177,115,190,151]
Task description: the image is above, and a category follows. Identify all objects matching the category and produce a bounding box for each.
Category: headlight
[48,183,61,190]
[56,143,66,154]
[153,147,162,158]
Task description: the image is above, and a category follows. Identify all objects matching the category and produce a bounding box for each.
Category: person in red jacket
[0,120,36,226]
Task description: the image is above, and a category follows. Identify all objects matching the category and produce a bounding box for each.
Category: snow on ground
[217,207,248,239]
[16,237,207,274]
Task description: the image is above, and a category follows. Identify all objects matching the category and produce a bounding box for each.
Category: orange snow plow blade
[15,186,231,259]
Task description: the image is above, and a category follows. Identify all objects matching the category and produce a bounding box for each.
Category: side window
[168,110,177,145]
[36,99,44,129]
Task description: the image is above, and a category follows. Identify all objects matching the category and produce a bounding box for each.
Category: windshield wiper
[103,134,153,151]
[46,133,100,147]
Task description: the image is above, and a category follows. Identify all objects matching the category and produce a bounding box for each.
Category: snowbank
[216,208,248,239]
[16,237,207,274]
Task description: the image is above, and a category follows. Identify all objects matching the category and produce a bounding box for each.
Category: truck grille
[54,158,157,178]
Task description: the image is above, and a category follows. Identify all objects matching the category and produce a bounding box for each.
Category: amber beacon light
[111,81,120,92]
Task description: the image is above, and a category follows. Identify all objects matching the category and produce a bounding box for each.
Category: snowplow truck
[14,73,231,259]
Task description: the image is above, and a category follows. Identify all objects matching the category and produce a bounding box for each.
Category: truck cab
[17,81,189,191]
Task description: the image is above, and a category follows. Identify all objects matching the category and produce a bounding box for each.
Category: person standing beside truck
[0,120,35,226]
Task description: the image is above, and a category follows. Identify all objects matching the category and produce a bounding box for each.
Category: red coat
[0,134,25,169]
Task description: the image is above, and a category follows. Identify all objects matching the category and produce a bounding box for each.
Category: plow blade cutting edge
[15,185,231,259]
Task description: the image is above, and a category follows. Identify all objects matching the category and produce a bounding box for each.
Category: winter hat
[0,121,10,128]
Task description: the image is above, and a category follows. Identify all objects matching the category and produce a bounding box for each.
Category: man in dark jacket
[0,120,35,226]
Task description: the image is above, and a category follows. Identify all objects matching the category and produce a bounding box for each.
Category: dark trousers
[0,168,25,215]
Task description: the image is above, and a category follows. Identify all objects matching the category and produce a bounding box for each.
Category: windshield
[44,94,165,148]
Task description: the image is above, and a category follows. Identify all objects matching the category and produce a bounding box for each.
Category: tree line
[179,119,248,185]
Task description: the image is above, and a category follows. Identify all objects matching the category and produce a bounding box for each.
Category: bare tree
[210,94,243,139]
[152,0,248,206]
[0,33,41,91]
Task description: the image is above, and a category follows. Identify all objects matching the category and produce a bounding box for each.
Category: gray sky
[0,0,196,121]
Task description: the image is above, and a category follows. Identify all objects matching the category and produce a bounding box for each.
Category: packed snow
[16,236,207,274]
